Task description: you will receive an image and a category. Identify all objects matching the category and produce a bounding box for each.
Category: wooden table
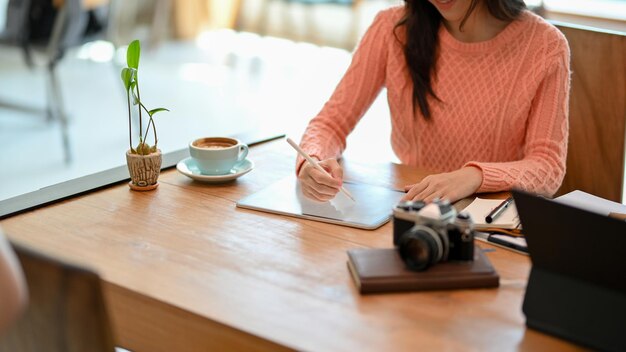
[0,140,584,351]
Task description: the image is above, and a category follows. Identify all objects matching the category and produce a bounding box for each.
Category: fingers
[401,170,478,204]
[298,158,344,201]
[413,176,441,202]
[404,184,448,203]
[309,167,342,189]
[307,171,341,195]
[401,178,429,201]
[402,176,449,203]
[301,184,336,202]
[323,159,344,180]
[419,188,445,203]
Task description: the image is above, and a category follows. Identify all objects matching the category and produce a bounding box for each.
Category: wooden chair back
[554,23,626,202]
[0,243,115,352]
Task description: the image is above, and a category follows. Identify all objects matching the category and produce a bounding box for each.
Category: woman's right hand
[298,158,344,202]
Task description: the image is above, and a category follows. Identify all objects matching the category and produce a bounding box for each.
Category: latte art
[196,142,233,150]
[193,138,236,149]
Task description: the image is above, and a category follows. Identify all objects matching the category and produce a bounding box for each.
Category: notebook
[347,248,499,294]
[236,176,405,230]
[555,189,626,216]
[461,197,520,230]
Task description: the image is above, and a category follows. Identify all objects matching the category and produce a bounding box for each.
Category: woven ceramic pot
[126,149,162,190]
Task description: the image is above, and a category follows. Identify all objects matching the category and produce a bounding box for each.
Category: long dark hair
[396,0,526,120]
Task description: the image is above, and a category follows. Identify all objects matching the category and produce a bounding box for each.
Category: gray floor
[0,29,395,205]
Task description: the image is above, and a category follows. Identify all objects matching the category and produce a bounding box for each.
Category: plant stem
[142,118,158,149]
[151,115,157,148]
[127,91,133,151]
[136,79,143,145]
[139,102,158,148]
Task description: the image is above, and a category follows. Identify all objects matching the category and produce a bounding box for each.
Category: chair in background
[554,23,626,202]
[0,242,116,352]
[106,0,171,48]
[0,0,109,162]
[257,0,364,49]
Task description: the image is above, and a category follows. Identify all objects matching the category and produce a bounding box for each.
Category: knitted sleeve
[465,34,571,196]
[296,10,391,175]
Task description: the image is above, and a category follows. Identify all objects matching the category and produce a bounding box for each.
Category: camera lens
[398,226,442,271]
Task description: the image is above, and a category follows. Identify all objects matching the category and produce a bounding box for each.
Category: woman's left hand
[402,167,483,203]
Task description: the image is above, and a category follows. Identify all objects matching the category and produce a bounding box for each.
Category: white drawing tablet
[236,176,405,230]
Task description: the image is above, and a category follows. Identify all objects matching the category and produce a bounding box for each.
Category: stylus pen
[286,138,356,202]
[485,197,514,223]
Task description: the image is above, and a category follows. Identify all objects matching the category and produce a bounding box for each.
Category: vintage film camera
[393,199,475,271]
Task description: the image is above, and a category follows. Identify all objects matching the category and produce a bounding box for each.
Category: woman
[297,0,570,203]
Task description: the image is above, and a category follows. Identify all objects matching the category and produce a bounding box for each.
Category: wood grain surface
[0,140,585,351]
[555,24,626,202]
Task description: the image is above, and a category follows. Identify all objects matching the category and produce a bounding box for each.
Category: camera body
[393,199,475,271]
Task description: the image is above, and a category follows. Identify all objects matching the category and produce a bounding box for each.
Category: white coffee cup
[189,137,249,175]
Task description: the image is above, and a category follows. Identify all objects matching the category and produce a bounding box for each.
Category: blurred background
[0,0,624,204]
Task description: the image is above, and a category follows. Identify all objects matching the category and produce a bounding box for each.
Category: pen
[286,138,355,202]
[485,197,514,223]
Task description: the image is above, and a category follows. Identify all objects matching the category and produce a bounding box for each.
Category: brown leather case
[347,248,499,294]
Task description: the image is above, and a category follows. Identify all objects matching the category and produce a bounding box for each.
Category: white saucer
[176,157,254,183]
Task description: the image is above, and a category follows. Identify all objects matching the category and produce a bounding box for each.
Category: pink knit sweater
[298,7,570,195]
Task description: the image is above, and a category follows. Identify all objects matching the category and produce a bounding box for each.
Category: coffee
[193,139,235,150]
[189,137,249,175]
[197,142,233,150]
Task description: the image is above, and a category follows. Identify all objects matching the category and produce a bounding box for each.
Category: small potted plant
[120,40,169,191]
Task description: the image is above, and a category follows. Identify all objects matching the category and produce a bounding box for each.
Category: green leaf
[126,40,141,69]
[148,108,169,117]
[120,68,134,91]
